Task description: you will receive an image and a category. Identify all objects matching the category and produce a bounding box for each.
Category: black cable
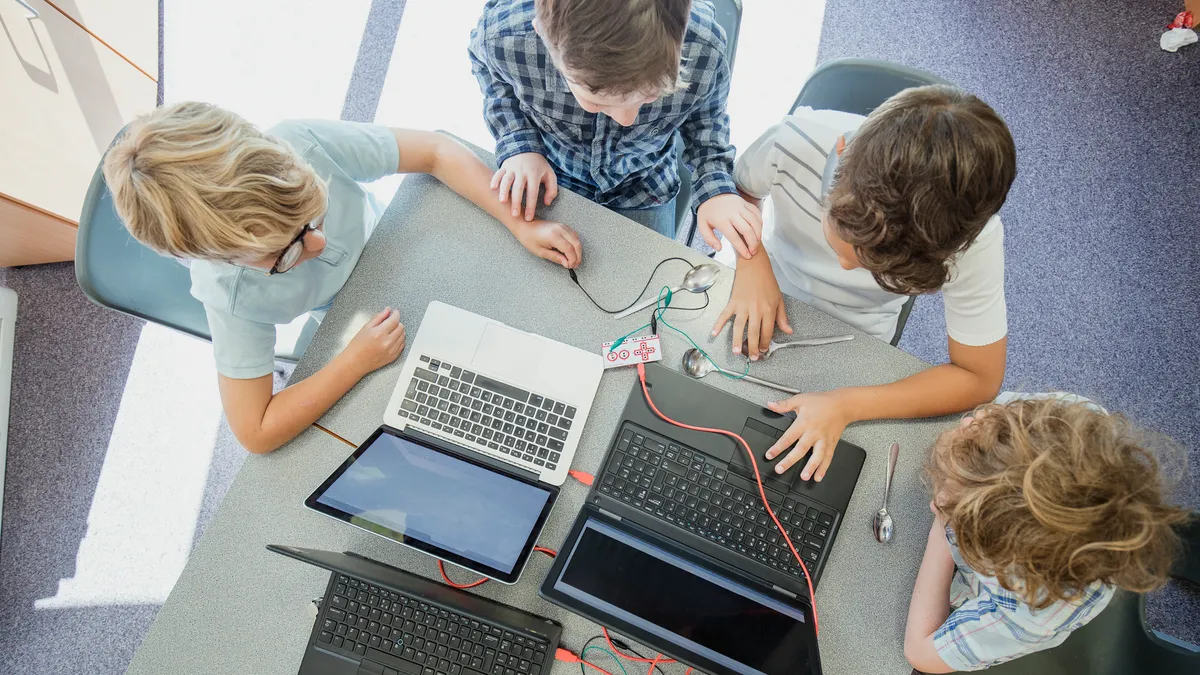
[569,257,696,314]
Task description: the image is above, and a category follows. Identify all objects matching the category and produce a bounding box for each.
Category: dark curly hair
[826,85,1017,295]
[926,398,1190,610]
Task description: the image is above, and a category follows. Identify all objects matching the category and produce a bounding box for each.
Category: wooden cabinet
[0,0,158,267]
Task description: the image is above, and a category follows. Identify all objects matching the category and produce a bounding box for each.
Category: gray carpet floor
[1,0,1197,673]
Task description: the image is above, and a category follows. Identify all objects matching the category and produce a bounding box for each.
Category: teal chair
[981,515,1200,675]
[75,129,316,362]
[789,58,950,346]
[675,0,741,240]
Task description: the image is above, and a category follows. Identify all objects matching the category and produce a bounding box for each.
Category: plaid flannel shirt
[468,0,736,210]
[933,526,1115,671]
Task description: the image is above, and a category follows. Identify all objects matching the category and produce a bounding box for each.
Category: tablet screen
[308,429,553,578]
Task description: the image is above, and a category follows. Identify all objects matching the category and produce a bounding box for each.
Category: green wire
[580,646,631,675]
[610,286,749,380]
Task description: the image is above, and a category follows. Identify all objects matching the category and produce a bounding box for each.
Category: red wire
[556,648,618,675]
[684,668,693,675]
[635,363,819,635]
[437,560,488,589]
[601,628,676,664]
[438,548,557,589]
[647,654,662,675]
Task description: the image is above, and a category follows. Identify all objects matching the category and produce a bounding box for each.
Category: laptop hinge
[597,507,623,521]
[771,584,798,599]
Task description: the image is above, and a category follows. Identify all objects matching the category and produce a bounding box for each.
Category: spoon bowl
[680,263,720,293]
[613,263,721,319]
[680,348,802,395]
[872,509,894,544]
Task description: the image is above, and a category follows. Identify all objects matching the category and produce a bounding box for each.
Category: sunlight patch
[35,324,222,609]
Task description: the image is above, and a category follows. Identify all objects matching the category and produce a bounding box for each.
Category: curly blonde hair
[103,101,327,261]
[926,398,1189,610]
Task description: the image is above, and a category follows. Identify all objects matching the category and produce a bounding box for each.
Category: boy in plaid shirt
[469,0,762,255]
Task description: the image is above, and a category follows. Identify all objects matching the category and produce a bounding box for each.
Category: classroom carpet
[1,0,1197,673]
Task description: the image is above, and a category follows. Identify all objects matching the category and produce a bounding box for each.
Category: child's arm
[391,129,581,268]
[679,48,761,260]
[468,29,558,222]
[904,515,956,674]
[766,338,1006,480]
[710,126,796,360]
[219,309,405,453]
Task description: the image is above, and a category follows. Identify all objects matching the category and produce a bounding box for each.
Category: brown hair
[536,0,691,96]
[926,398,1190,609]
[103,101,327,262]
[826,85,1017,295]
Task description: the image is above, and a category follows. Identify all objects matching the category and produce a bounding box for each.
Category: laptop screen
[310,430,552,576]
[551,519,817,675]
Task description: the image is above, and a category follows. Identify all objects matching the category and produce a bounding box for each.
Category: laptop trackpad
[356,656,403,675]
[472,323,545,384]
[730,418,796,490]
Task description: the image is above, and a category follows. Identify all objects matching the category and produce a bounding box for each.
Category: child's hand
[764,391,850,481]
[343,307,406,375]
[515,220,583,269]
[696,193,762,259]
[711,251,792,360]
[492,152,558,222]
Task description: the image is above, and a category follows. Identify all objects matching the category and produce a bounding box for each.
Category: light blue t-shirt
[189,119,399,379]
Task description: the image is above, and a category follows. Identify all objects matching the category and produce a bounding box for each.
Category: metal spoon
[872,442,900,543]
[740,334,855,360]
[681,348,801,395]
[614,263,721,320]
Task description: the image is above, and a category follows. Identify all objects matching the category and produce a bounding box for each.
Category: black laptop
[269,546,563,675]
[540,363,866,675]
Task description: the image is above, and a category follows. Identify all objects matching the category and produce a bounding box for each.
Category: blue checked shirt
[933,527,1115,671]
[468,0,736,210]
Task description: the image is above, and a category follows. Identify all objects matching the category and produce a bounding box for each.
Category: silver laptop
[383,301,603,486]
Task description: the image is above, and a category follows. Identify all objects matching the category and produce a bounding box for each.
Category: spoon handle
[882,442,899,508]
[613,285,683,320]
[737,373,802,395]
[774,334,856,350]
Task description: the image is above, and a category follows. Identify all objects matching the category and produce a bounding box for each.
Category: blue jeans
[612,197,677,238]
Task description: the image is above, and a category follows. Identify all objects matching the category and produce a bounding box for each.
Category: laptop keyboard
[598,424,837,579]
[320,574,550,675]
[397,355,577,472]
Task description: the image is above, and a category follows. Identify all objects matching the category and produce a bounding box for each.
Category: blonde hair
[926,398,1189,609]
[103,101,327,261]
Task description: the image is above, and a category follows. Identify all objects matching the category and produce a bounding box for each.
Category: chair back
[789,57,949,116]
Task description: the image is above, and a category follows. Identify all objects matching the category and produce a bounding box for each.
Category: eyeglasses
[268,220,318,275]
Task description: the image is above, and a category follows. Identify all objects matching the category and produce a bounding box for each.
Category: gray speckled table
[126,145,954,675]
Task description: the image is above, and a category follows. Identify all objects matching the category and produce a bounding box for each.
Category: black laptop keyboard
[397,355,577,472]
[320,575,550,675]
[598,425,837,579]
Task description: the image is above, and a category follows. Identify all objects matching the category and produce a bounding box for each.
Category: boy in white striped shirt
[712,86,1016,483]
